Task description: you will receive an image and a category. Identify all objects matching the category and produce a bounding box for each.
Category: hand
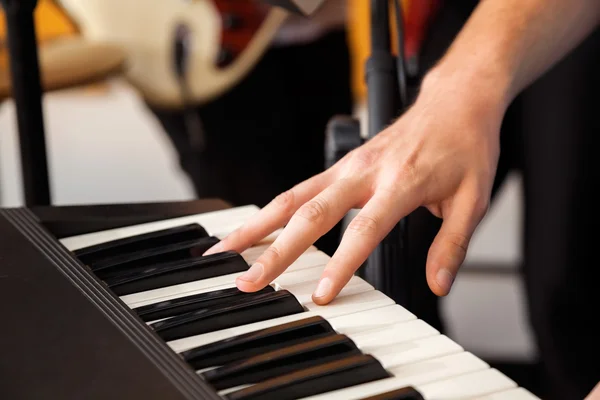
[205,68,506,304]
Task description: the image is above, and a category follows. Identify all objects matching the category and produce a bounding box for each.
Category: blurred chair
[0,0,126,102]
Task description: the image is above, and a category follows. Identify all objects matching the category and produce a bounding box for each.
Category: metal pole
[1,0,52,206]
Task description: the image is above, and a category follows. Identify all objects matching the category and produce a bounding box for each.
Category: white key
[350,319,439,351]
[60,205,261,251]
[470,387,541,399]
[237,242,319,265]
[368,335,463,368]
[327,304,415,335]
[121,250,330,306]
[285,275,374,306]
[417,368,517,399]
[168,289,395,352]
[300,352,490,400]
[299,286,392,319]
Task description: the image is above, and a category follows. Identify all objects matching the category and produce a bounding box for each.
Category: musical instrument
[1,200,540,399]
[56,0,290,109]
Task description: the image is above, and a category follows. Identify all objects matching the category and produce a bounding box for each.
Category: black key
[133,286,275,322]
[105,251,249,296]
[224,354,391,400]
[358,387,425,400]
[150,290,305,341]
[92,236,220,278]
[203,334,362,390]
[182,316,336,370]
[74,223,209,265]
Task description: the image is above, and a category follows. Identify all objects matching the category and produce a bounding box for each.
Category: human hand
[204,67,507,304]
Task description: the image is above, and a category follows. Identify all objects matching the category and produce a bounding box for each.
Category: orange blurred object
[347,0,441,101]
[0,0,77,67]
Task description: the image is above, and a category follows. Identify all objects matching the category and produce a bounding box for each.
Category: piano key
[355,386,424,400]
[168,290,396,353]
[203,334,362,390]
[181,316,336,370]
[196,318,447,392]
[181,316,437,373]
[151,289,306,341]
[323,304,415,335]
[91,236,221,276]
[120,250,331,307]
[412,368,517,399]
[300,352,489,400]
[469,387,541,399]
[224,354,392,400]
[133,285,275,322]
[59,205,262,251]
[104,251,250,296]
[184,316,456,397]
[370,334,462,369]
[73,223,209,265]
[278,273,373,306]
[224,355,389,400]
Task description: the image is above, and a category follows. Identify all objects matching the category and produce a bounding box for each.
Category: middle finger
[235,176,367,292]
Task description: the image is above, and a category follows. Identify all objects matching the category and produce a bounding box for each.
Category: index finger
[203,171,332,256]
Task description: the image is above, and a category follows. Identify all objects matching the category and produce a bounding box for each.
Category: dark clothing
[408,4,600,399]
[150,29,353,255]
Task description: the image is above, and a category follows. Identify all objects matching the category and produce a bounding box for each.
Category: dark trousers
[406,3,600,399]
[149,29,353,256]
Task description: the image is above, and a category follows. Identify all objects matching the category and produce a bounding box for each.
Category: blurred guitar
[55,0,289,109]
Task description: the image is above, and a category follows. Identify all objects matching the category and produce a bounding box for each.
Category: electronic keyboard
[0,202,540,399]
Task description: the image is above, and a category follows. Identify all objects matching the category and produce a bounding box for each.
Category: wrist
[420,60,513,119]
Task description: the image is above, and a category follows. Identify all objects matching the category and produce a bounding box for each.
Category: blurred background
[0,0,542,396]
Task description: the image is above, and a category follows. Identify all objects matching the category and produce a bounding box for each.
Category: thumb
[426,192,488,296]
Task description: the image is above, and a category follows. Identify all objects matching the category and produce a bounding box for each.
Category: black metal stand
[1,0,52,206]
[325,0,412,309]
[363,0,410,309]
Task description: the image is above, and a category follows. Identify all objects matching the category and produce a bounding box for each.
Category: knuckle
[272,190,296,214]
[345,147,380,174]
[393,160,422,187]
[262,245,283,263]
[296,197,329,223]
[445,232,469,255]
[346,215,379,237]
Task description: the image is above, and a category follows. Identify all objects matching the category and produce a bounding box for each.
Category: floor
[0,80,541,395]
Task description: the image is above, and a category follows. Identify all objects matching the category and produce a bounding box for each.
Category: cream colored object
[0,36,125,101]
[57,0,289,109]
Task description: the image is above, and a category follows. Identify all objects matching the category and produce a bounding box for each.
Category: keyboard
[0,203,540,399]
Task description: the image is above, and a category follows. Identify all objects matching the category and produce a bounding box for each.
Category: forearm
[423,0,600,111]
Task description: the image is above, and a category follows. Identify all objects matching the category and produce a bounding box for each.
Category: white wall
[0,79,195,207]
[0,79,535,362]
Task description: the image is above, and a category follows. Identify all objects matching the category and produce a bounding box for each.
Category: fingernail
[313,277,332,299]
[436,269,455,293]
[238,263,263,283]
[203,241,223,256]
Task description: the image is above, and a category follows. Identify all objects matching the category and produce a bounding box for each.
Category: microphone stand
[362,0,410,309]
[325,0,412,309]
[1,0,52,206]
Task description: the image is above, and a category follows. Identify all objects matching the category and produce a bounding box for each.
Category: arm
[425,0,600,111]
[205,0,600,303]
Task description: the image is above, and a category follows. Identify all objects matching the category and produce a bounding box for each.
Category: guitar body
[57,0,289,109]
